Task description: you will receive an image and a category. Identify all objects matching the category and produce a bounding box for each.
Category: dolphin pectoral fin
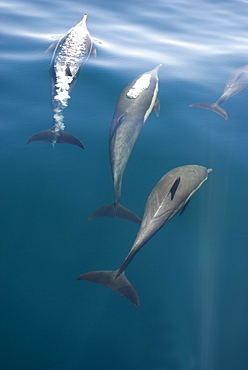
[27,129,55,144]
[153,97,160,117]
[88,203,141,225]
[189,102,228,120]
[179,198,191,216]
[57,131,84,149]
[77,270,140,307]
[169,177,181,200]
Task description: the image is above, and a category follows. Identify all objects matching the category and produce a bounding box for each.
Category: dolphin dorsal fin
[169,177,180,200]
[65,64,72,76]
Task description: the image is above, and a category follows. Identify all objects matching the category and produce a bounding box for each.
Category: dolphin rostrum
[78,165,212,307]
[27,14,96,149]
[88,64,162,224]
[189,64,248,120]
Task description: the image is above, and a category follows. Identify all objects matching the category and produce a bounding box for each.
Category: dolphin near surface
[88,64,162,225]
[189,64,248,120]
[27,14,96,149]
[78,165,212,307]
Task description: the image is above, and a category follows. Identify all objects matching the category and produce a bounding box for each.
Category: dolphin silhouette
[88,64,162,224]
[27,14,96,148]
[189,64,248,120]
[78,165,212,307]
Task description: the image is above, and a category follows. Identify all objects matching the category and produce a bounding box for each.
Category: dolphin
[189,64,248,120]
[88,64,162,225]
[78,165,212,307]
[27,14,96,149]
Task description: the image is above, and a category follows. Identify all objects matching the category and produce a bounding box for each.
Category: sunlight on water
[2,0,248,78]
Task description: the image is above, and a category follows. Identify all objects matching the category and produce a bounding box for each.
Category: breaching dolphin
[78,165,212,307]
[27,14,96,149]
[189,64,248,120]
[88,64,162,225]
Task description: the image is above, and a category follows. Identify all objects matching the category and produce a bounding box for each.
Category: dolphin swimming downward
[27,14,95,148]
[78,165,212,307]
[88,64,162,225]
[189,64,248,120]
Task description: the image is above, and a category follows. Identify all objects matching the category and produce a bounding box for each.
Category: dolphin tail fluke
[27,129,84,149]
[77,269,140,307]
[88,203,141,225]
[57,130,84,148]
[27,129,55,144]
[189,102,228,120]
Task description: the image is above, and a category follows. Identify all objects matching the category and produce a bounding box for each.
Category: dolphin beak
[80,14,88,24]
[155,64,162,71]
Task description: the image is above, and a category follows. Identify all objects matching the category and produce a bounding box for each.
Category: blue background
[1,0,248,369]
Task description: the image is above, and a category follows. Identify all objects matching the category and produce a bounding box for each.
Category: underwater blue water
[1,0,248,369]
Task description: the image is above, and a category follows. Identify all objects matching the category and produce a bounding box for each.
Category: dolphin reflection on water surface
[27,14,96,149]
[78,165,212,307]
[190,64,248,120]
[88,64,162,225]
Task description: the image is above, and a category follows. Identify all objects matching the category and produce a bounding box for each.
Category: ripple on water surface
[1,0,248,82]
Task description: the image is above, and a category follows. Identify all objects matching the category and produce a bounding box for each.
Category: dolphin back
[27,129,84,149]
[77,269,140,307]
[189,102,228,120]
[88,203,141,225]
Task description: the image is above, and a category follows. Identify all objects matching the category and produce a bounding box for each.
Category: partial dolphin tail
[27,129,84,149]
[189,102,228,120]
[88,203,141,225]
[77,269,140,307]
